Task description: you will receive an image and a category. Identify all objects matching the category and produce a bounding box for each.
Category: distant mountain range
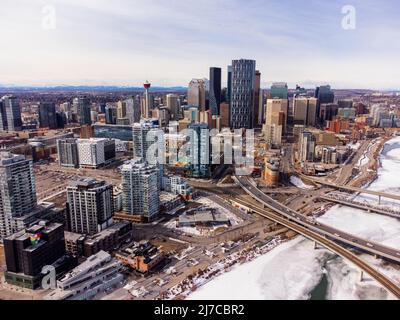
[0,85,396,94]
[0,85,188,92]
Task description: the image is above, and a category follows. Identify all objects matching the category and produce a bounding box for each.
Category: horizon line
[0,84,398,92]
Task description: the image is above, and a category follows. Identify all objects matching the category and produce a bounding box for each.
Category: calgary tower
[143,80,151,118]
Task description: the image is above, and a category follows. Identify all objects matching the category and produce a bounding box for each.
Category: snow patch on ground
[290,176,315,190]
[348,142,361,151]
[196,197,243,225]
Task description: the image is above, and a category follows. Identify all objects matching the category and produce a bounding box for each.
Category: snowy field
[290,176,315,190]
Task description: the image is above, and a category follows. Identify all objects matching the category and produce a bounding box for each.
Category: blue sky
[1,0,399,89]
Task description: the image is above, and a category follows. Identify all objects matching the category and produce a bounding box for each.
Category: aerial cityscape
[0,0,400,306]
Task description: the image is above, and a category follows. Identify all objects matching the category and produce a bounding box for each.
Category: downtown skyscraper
[187,122,210,178]
[38,102,57,129]
[125,95,141,124]
[74,97,92,126]
[230,59,256,129]
[315,85,335,122]
[187,79,207,111]
[209,67,222,116]
[0,95,23,131]
[166,94,180,121]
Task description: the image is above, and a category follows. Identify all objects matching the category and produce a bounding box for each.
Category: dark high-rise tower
[0,95,22,131]
[0,153,37,240]
[209,67,222,116]
[105,105,117,124]
[227,65,232,104]
[315,85,334,122]
[0,100,6,131]
[38,102,57,129]
[74,97,91,125]
[230,59,256,129]
[254,70,262,126]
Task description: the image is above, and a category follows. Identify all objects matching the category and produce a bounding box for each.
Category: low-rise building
[159,192,183,212]
[44,251,124,300]
[64,221,133,258]
[177,210,231,228]
[162,175,194,200]
[115,241,166,274]
[83,221,133,257]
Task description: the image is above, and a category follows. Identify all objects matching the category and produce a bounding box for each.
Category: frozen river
[187,137,400,300]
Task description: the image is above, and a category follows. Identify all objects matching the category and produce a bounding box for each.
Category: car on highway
[306,217,317,225]
[366,243,374,248]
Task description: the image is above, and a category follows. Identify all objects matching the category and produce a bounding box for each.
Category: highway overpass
[302,175,400,204]
[319,195,400,219]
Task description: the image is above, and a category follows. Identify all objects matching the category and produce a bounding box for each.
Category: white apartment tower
[0,152,37,239]
[121,159,159,221]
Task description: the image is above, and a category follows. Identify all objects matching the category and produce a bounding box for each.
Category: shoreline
[161,236,289,300]
[350,136,391,189]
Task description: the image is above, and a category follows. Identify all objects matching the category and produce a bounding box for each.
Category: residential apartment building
[121,159,160,221]
[66,178,114,236]
[0,152,37,239]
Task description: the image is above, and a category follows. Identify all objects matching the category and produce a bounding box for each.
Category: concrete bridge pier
[314,241,319,250]
[360,271,364,282]
[378,195,381,205]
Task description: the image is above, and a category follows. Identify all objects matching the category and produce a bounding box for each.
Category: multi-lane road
[303,175,400,203]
